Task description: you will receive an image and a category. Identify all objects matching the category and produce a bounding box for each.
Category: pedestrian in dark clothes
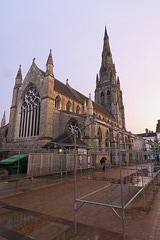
[100,157,107,171]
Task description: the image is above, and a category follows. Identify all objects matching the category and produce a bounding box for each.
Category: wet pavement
[0,167,160,239]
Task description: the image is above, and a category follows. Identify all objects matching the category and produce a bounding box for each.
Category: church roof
[74,90,115,121]
[54,79,81,102]
[43,131,88,149]
[37,65,115,122]
[54,78,115,121]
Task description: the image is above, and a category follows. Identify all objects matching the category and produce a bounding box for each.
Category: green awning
[0,154,28,164]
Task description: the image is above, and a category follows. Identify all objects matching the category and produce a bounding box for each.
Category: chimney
[156,120,160,133]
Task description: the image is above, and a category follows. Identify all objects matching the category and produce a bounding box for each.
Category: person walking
[100,156,107,171]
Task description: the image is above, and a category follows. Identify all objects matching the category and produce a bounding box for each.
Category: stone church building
[0,28,142,163]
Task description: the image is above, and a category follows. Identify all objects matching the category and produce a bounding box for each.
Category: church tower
[8,65,22,141]
[95,27,125,129]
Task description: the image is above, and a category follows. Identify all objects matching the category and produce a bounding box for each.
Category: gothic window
[107,90,111,106]
[109,128,114,143]
[55,95,61,109]
[19,87,41,138]
[76,105,80,114]
[105,130,109,148]
[97,127,102,148]
[65,118,81,139]
[66,101,71,112]
[101,92,104,106]
[110,70,113,81]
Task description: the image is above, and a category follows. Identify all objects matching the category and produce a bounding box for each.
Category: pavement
[0,167,160,240]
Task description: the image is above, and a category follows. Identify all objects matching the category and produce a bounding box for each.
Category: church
[0,28,143,164]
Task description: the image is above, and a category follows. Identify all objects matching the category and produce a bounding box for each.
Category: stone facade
[95,27,125,129]
[0,28,144,164]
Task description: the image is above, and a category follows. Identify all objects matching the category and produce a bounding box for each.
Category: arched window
[107,90,111,106]
[109,128,114,143]
[55,95,61,109]
[101,92,104,106]
[66,101,71,112]
[19,87,41,138]
[105,130,109,148]
[97,127,102,148]
[65,118,81,139]
[76,105,80,114]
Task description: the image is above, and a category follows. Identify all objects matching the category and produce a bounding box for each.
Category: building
[136,121,160,159]
[0,28,144,165]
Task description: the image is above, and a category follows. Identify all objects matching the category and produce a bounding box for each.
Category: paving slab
[0,169,160,239]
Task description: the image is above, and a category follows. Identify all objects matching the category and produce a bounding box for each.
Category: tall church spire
[95,28,126,129]
[100,27,114,79]
[46,49,54,76]
[15,65,22,88]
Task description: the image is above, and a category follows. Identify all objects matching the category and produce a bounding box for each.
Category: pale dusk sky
[1,0,160,134]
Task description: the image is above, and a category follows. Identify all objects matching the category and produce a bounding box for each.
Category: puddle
[0,204,122,240]
[0,210,34,229]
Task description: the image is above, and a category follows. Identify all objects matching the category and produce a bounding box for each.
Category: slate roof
[43,132,88,149]
[38,66,116,121]
[137,132,156,138]
[74,90,115,121]
[54,79,81,102]
[54,79,115,121]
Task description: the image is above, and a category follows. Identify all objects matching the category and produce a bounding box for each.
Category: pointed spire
[1,111,6,127]
[87,93,93,116]
[46,49,54,76]
[16,65,22,80]
[15,65,22,88]
[117,76,120,85]
[96,74,99,84]
[104,26,108,38]
[32,58,36,64]
[46,49,53,66]
[100,27,115,79]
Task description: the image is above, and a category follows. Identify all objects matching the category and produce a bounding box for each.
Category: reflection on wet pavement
[0,203,71,240]
[0,202,123,240]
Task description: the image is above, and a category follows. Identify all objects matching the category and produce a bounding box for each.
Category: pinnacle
[46,49,53,65]
[105,26,107,37]
[1,111,6,127]
[16,65,22,80]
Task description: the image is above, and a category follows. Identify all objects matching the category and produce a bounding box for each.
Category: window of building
[105,130,109,148]
[107,90,111,106]
[76,105,80,114]
[55,95,61,109]
[101,92,104,106]
[65,118,81,139]
[19,87,41,138]
[97,127,102,148]
[66,101,71,112]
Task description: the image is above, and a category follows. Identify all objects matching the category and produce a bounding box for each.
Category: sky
[0,0,160,134]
